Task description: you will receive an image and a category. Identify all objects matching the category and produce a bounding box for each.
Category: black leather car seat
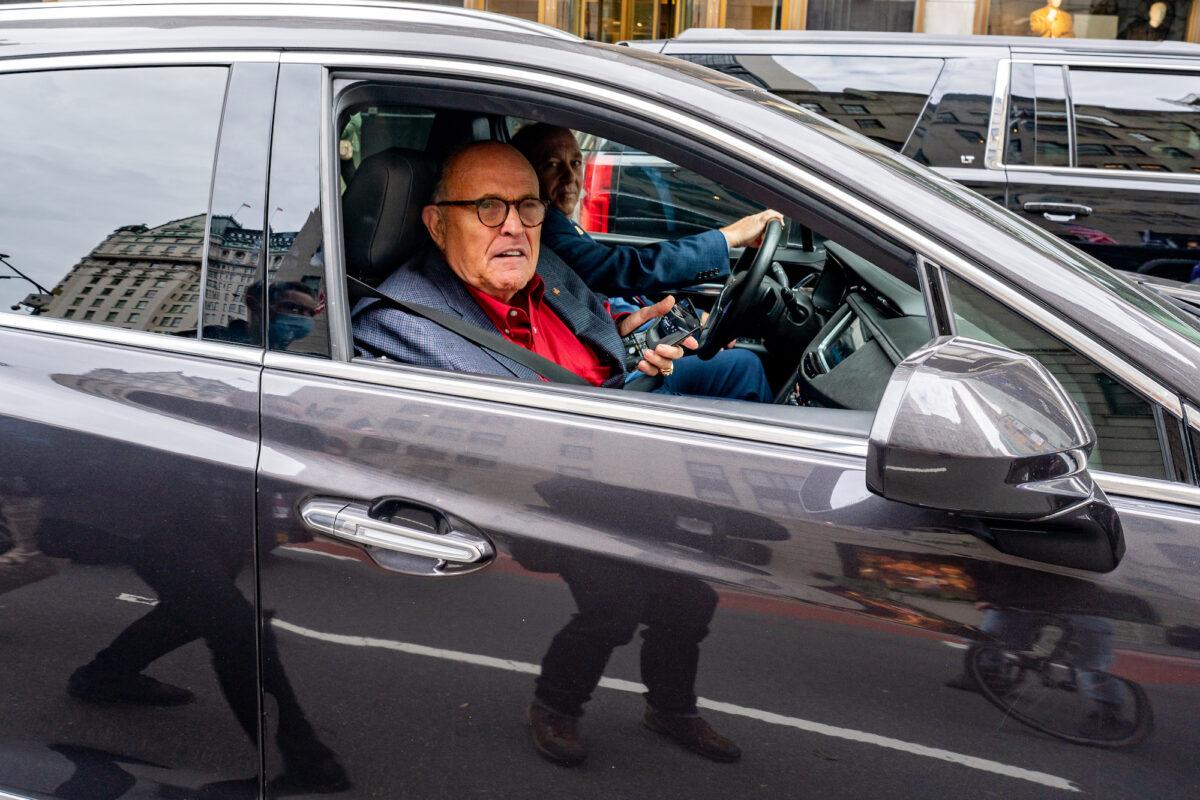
[341,146,438,301]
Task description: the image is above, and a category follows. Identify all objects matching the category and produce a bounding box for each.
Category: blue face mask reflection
[270,313,315,348]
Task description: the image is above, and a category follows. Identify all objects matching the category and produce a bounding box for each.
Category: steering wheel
[697,219,783,360]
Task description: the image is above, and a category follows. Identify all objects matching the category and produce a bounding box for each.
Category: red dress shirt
[466,274,616,386]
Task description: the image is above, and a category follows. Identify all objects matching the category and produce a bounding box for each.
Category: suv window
[677,54,944,151]
[945,272,1168,480]
[1007,63,1072,167]
[0,67,228,335]
[1069,68,1200,174]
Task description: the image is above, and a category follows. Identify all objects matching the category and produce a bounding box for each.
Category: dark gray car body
[1,3,1199,799]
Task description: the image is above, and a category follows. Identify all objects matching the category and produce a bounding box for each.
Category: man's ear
[422,205,445,249]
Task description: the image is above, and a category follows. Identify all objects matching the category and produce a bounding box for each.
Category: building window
[855,118,884,129]
[128,312,140,322]
[90,299,102,307]
[64,309,75,319]
[114,299,127,309]
[83,310,95,320]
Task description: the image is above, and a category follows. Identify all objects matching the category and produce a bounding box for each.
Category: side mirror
[866,336,1124,572]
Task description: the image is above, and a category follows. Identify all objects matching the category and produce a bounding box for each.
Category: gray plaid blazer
[352,246,629,388]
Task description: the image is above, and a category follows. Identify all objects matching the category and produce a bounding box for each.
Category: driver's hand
[617,295,699,377]
[719,209,785,249]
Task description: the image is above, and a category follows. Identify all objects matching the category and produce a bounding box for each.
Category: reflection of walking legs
[0,496,57,595]
[530,559,738,764]
[1072,615,1135,738]
[70,533,348,792]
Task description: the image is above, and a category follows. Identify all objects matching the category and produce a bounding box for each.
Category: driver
[352,141,768,401]
[512,123,776,401]
[510,123,782,295]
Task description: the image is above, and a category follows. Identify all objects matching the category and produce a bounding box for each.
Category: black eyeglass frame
[434,196,547,228]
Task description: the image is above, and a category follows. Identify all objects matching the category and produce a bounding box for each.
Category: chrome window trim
[986,58,1200,182]
[298,51,1183,419]
[1185,401,1200,436]
[1094,471,1200,508]
[0,313,265,366]
[0,0,578,41]
[0,52,280,73]
[263,352,872,457]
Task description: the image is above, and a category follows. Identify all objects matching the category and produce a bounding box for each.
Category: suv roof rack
[0,0,579,41]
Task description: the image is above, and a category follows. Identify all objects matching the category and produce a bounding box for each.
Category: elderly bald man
[353,141,768,402]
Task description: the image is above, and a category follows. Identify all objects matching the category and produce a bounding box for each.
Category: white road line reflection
[271,618,1080,793]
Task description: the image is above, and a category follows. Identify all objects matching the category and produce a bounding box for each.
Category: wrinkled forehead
[447,150,539,199]
[539,130,582,163]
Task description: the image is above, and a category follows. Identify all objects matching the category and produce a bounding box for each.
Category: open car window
[334,84,934,419]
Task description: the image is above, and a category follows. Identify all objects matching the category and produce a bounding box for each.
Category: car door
[0,58,278,796]
[1002,57,1200,274]
[255,52,1200,800]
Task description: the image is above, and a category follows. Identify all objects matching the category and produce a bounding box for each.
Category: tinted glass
[266,64,329,356]
[575,135,760,238]
[684,55,943,151]
[202,63,277,346]
[0,67,227,333]
[1069,68,1200,173]
[946,272,1168,479]
[1007,63,1071,167]
[902,57,996,169]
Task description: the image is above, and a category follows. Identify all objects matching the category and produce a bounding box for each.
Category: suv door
[0,59,277,796]
[1002,58,1200,274]
[254,54,1200,800]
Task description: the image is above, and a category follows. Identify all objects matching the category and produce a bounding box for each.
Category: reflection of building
[43,215,207,332]
[42,213,309,335]
[467,0,1199,42]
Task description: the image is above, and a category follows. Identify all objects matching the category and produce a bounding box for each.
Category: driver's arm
[544,206,728,296]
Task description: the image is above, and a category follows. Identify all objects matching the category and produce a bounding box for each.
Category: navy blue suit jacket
[352,246,629,389]
[542,207,728,295]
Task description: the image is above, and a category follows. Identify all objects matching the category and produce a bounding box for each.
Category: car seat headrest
[342,147,438,288]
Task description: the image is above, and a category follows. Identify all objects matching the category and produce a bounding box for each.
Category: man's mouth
[493,248,527,259]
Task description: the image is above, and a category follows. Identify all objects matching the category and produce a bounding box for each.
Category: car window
[0,67,227,335]
[336,87,933,417]
[677,54,944,152]
[201,63,276,348]
[1068,68,1200,174]
[265,65,330,357]
[574,135,762,239]
[945,272,1169,480]
[1007,63,1071,168]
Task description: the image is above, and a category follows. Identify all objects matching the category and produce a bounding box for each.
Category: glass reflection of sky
[0,67,226,312]
[772,56,944,95]
[1071,70,1200,114]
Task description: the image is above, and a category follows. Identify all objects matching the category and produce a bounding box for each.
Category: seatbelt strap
[349,275,590,386]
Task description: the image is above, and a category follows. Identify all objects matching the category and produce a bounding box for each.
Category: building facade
[467,0,1200,43]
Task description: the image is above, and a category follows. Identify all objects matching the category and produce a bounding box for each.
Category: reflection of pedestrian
[41,520,348,792]
[0,487,57,597]
[528,552,740,765]
[199,280,316,350]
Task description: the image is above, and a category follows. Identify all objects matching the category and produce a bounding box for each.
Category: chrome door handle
[1022,202,1092,223]
[299,498,494,570]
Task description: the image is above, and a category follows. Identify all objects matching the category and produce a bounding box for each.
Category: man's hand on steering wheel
[720,209,785,249]
[617,295,698,378]
[698,217,785,360]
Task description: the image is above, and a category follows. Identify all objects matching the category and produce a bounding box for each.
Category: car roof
[0,0,579,41]
[633,28,1200,58]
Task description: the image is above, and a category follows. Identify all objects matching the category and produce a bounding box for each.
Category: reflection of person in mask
[201,280,317,350]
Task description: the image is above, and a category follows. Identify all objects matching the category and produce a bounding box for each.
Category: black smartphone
[645,298,702,350]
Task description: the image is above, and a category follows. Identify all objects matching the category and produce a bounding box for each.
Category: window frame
[988,56,1200,182]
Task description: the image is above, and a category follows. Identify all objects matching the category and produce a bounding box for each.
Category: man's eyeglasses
[435,196,547,228]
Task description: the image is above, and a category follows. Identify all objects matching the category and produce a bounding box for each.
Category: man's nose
[498,203,525,235]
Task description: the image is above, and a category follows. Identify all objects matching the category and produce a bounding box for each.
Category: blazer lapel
[420,250,542,381]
